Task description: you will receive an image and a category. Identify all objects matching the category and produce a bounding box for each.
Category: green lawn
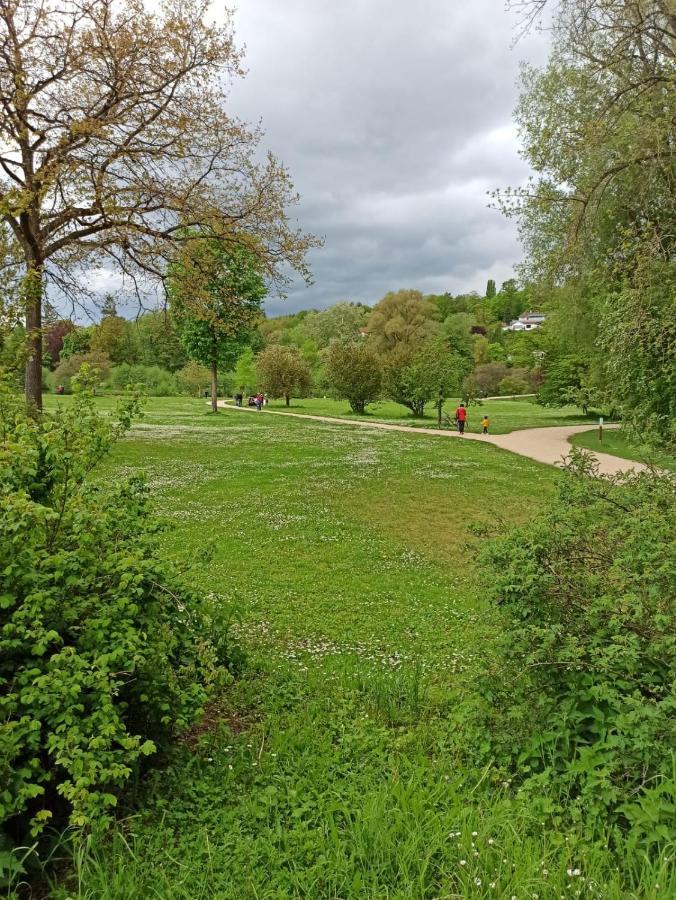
[570,427,676,470]
[264,395,600,434]
[42,397,670,899]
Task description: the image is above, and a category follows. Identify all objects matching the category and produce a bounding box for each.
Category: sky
[225,0,552,316]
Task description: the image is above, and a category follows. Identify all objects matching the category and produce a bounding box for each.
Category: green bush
[0,376,233,856]
[498,374,531,396]
[480,454,675,848]
[109,364,178,395]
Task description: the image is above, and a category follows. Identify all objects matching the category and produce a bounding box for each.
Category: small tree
[326,341,382,414]
[383,341,469,420]
[257,345,311,407]
[168,238,266,413]
[485,278,496,299]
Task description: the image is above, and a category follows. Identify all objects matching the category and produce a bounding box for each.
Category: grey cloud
[228,0,550,314]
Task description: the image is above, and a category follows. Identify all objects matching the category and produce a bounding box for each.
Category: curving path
[218,402,645,476]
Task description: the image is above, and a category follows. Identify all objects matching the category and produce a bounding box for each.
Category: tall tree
[500,0,676,445]
[366,290,441,357]
[485,279,496,299]
[168,237,266,413]
[0,0,317,410]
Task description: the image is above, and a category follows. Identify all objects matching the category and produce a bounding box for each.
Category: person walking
[255,392,264,411]
[481,414,490,434]
[455,403,468,435]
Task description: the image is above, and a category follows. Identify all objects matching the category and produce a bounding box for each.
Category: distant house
[503,311,546,332]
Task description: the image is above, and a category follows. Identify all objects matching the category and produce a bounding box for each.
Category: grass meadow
[570,428,676,471]
[39,397,672,899]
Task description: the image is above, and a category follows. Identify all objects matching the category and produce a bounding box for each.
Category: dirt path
[219,403,645,476]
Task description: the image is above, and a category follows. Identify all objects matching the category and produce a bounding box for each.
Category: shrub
[326,341,382,414]
[109,364,178,395]
[480,454,675,848]
[0,377,232,855]
[52,351,112,393]
[498,374,531,396]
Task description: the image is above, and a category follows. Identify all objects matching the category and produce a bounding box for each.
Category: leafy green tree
[90,302,139,365]
[136,311,187,372]
[383,341,469,419]
[485,279,496,299]
[256,345,311,407]
[53,351,112,392]
[168,238,267,413]
[537,355,588,409]
[326,341,382,414]
[303,302,369,348]
[499,0,675,445]
[367,290,441,357]
[601,259,676,445]
[60,327,93,359]
[233,347,258,395]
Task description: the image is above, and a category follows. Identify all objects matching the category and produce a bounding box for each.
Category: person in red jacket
[455,402,467,434]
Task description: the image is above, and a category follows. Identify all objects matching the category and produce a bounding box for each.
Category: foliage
[302,302,369,348]
[44,321,75,369]
[60,328,93,360]
[52,352,112,392]
[109,365,178,396]
[175,362,232,398]
[168,238,267,412]
[0,380,232,861]
[326,341,382,414]
[232,347,258,394]
[601,260,676,447]
[135,311,187,373]
[0,0,318,409]
[256,345,311,406]
[382,341,469,418]
[366,290,441,357]
[499,0,675,446]
[498,374,531,396]
[481,456,676,847]
[90,308,139,365]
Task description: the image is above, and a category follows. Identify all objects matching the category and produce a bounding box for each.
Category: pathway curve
[219,403,645,476]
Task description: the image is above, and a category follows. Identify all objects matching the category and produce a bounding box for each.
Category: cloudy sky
[225,0,551,316]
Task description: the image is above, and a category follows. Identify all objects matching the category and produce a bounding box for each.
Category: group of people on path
[234,391,267,410]
[454,403,491,435]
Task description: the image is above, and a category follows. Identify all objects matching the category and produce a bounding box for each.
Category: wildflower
[475,878,482,887]
[489,884,496,890]
[472,831,478,837]
[488,838,494,845]
[459,860,467,866]
[566,868,581,877]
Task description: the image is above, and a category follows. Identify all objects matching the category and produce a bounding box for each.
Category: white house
[503,311,546,332]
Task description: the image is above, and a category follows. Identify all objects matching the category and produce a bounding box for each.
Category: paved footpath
[219,403,646,476]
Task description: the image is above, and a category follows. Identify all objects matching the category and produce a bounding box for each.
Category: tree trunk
[23,264,44,414]
[437,397,443,429]
[285,393,290,407]
[210,356,218,414]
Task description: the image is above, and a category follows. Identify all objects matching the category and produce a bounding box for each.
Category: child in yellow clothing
[481,415,490,434]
